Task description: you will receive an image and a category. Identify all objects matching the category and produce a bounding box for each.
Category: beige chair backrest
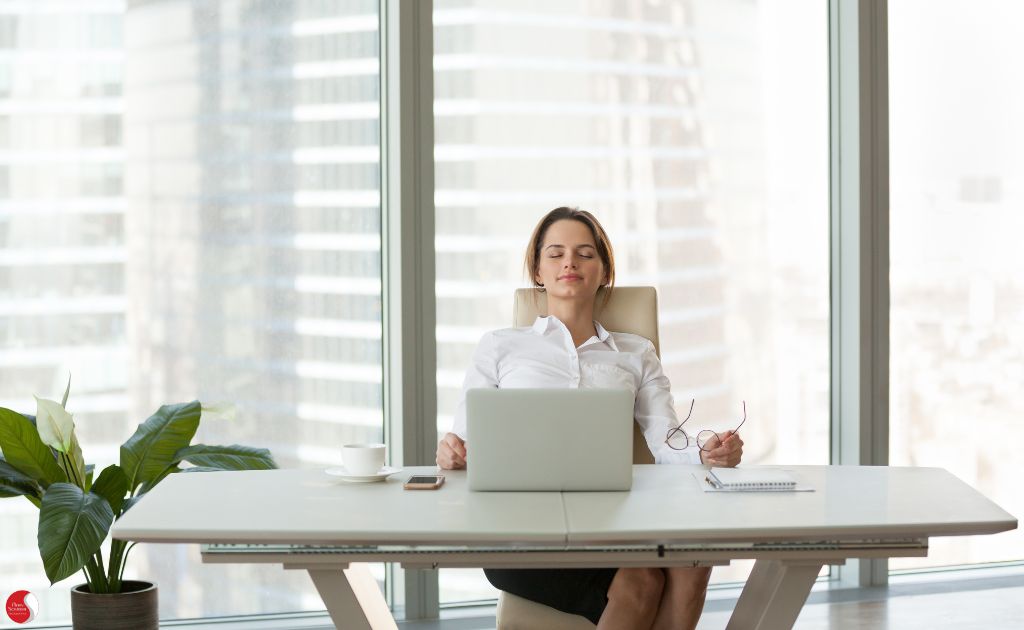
[512,286,658,465]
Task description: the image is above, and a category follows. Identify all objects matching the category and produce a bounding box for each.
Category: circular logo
[5,590,38,624]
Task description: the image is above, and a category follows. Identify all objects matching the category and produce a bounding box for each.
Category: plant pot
[70,580,158,630]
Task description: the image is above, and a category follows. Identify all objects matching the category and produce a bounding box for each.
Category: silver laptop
[466,388,634,491]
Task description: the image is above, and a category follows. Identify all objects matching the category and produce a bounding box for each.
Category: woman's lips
[559,275,582,281]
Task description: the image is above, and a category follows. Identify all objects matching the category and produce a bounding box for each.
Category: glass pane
[0,0,382,624]
[433,0,828,603]
[889,0,1024,571]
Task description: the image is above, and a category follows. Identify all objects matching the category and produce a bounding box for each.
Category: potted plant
[0,380,277,630]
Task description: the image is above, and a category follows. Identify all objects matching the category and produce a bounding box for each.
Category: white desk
[111,465,1016,630]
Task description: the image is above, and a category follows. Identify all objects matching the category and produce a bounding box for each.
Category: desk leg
[725,559,822,630]
[305,563,398,630]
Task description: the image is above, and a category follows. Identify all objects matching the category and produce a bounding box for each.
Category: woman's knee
[608,568,665,608]
[667,566,711,599]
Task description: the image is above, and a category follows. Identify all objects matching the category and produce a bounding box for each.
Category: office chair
[497,286,660,630]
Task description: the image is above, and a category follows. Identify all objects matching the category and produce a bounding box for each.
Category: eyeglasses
[665,400,747,452]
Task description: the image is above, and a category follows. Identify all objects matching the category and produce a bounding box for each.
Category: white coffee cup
[342,443,386,476]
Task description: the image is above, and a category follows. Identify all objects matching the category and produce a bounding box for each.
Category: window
[889,0,1024,571]
[0,0,382,624]
[432,0,828,603]
[13,0,1003,622]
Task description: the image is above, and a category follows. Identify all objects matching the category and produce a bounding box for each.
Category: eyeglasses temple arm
[732,400,747,433]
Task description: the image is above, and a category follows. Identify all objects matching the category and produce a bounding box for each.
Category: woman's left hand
[699,431,743,467]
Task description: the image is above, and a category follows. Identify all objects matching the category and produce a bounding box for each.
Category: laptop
[466,388,634,491]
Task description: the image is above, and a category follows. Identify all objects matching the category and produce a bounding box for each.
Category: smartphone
[404,474,445,490]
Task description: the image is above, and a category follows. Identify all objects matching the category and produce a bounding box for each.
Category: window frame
[378,0,896,618]
[379,0,439,618]
[828,0,891,589]
[0,0,909,626]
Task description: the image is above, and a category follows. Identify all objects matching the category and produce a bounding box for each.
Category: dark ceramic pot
[70,580,158,630]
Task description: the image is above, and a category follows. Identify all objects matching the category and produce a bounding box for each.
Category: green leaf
[89,465,128,516]
[0,484,30,499]
[67,432,87,489]
[0,457,43,500]
[54,432,88,491]
[174,444,277,471]
[120,495,143,515]
[35,397,75,453]
[120,401,201,494]
[137,466,179,495]
[0,408,67,488]
[38,482,114,585]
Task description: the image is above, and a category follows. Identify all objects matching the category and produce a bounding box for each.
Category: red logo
[5,590,38,624]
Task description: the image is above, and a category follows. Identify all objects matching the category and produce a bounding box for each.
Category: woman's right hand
[436,432,467,469]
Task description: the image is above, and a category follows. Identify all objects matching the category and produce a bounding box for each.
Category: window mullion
[380,0,439,619]
[829,0,891,588]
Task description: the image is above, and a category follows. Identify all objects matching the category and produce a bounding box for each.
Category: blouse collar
[530,315,618,351]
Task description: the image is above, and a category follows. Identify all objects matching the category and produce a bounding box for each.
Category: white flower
[201,401,237,422]
[34,396,75,453]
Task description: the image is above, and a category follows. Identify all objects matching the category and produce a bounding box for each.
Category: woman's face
[534,219,607,303]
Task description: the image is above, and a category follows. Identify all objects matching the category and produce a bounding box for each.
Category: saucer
[325,465,402,483]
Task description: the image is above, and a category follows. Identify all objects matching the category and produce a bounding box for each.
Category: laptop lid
[466,388,634,491]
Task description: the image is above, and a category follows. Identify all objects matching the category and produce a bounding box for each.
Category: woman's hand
[436,432,467,470]
[699,431,743,467]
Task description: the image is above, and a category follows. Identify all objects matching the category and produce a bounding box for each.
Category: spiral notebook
[700,467,812,492]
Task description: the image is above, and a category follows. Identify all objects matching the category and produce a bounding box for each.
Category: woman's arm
[438,331,500,470]
[634,341,704,465]
[633,340,743,467]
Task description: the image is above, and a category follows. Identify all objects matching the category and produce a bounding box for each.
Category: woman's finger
[437,440,460,469]
[443,439,466,469]
[710,443,732,458]
[720,432,743,451]
[445,433,467,458]
[718,434,742,454]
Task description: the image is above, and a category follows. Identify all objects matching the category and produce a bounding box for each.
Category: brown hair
[524,207,615,299]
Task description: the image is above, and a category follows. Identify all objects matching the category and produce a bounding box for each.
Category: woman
[436,207,744,630]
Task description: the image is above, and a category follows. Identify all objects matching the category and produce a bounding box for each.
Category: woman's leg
[651,566,711,630]
[597,568,665,630]
[484,568,617,625]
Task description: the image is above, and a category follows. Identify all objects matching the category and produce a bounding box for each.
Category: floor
[395,571,1024,630]
[698,573,1024,629]
[153,571,1024,629]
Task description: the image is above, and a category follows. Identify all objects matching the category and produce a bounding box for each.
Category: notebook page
[708,467,797,489]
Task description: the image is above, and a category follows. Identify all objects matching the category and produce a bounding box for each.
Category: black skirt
[484,567,619,625]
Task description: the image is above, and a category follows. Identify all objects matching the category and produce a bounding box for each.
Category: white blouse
[452,315,702,465]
